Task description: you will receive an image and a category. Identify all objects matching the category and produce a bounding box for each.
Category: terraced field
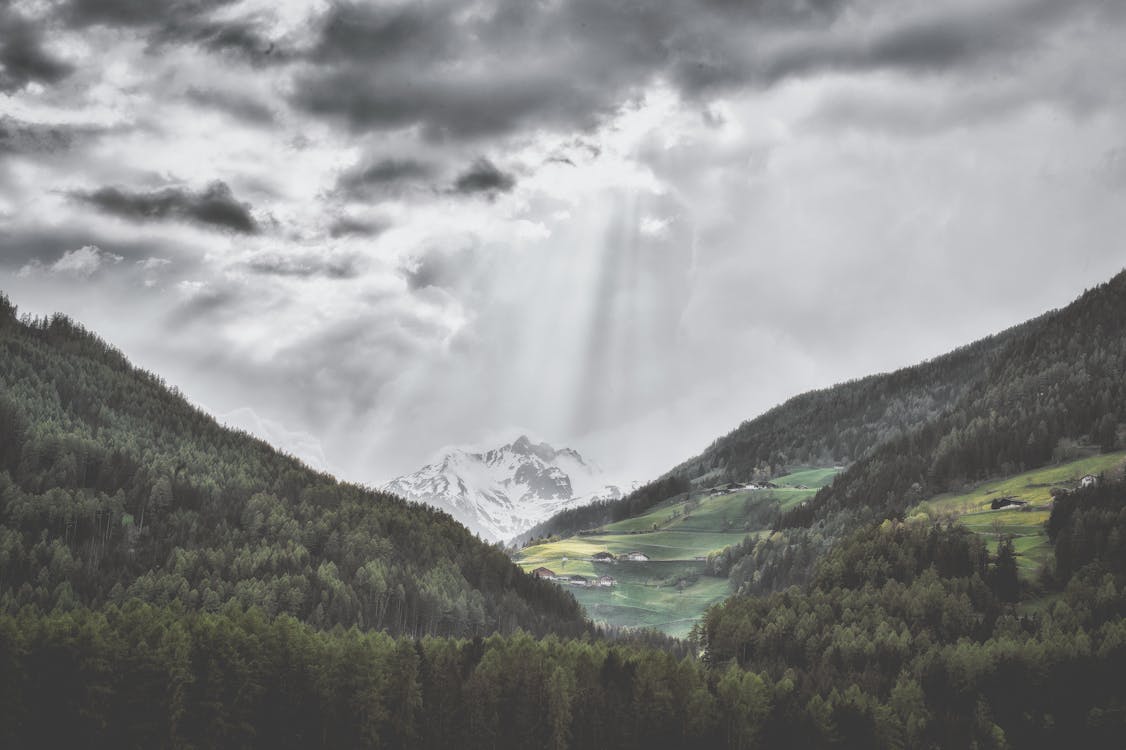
[514,467,840,635]
[909,451,1126,576]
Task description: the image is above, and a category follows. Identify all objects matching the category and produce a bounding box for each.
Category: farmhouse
[569,575,589,586]
[531,567,556,579]
[591,551,616,561]
[624,551,650,562]
[1081,474,1099,488]
[991,497,1028,510]
[598,575,617,587]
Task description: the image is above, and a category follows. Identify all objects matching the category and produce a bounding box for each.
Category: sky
[2,0,1125,487]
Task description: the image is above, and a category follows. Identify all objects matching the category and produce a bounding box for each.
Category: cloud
[452,159,515,195]
[334,157,434,198]
[284,0,1121,146]
[19,245,123,278]
[184,87,276,125]
[165,279,242,329]
[4,0,1126,491]
[0,8,74,92]
[243,251,362,280]
[56,0,281,60]
[402,242,480,292]
[638,216,671,238]
[137,257,172,271]
[328,216,386,238]
[70,181,259,234]
[0,117,93,156]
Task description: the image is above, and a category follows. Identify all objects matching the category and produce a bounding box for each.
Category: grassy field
[774,466,842,489]
[909,451,1126,577]
[514,466,841,634]
[570,575,733,638]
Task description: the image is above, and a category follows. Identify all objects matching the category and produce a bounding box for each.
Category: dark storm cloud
[0,8,74,92]
[56,0,281,60]
[287,0,1108,141]
[756,1,1083,84]
[289,0,664,138]
[57,0,235,27]
[244,252,362,280]
[334,158,435,198]
[70,181,259,234]
[452,159,515,195]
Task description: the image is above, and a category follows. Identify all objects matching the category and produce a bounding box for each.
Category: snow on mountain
[382,436,629,542]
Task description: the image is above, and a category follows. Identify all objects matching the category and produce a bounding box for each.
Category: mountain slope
[788,268,1126,527]
[522,321,1028,541]
[670,317,1038,487]
[384,436,628,542]
[0,295,587,637]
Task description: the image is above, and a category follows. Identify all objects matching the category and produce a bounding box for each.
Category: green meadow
[514,467,840,634]
[909,451,1126,577]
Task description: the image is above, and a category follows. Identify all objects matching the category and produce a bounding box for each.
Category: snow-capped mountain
[383,436,629,542]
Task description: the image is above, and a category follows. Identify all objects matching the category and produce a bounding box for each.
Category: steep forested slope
[788,270,1126,528]
[671,320,1035,485]
[0,295,586,637]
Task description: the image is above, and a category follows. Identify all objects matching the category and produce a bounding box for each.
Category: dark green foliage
[7,510,1126,749]
[0,296,586,637]
[0,604,722,750]
[1047,480,1126,582]
[697,510,1126,749]
[790,272,1126,528]
[673,320,1033,485]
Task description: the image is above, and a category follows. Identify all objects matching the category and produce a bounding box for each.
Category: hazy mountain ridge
[384,435,631,542]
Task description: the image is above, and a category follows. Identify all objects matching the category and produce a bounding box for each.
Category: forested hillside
[671,319,1035,485]
[6,478,1126,748]
[788,270,1126,528]
[0,295,586,637]
[694,478,1126,748]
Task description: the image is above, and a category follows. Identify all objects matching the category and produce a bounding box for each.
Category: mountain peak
[384,436,621,542]
[509,434,538,454]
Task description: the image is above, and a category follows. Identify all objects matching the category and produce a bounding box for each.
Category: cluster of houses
[583,550,651,562]
[994,475,1100,511]
[707,481,779,497]
[529,549,658,588]
[531,568,617,588]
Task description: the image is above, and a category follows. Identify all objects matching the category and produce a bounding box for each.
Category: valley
[5,268,1126,747]
[514,467,841,635]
